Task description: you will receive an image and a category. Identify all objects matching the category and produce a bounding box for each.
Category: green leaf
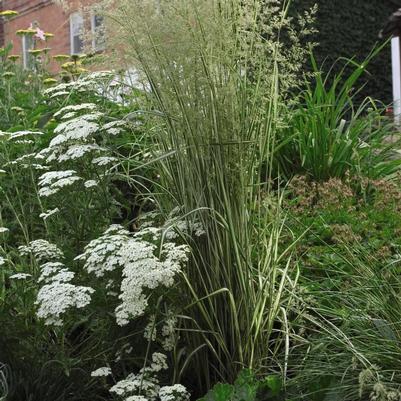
[199,383,234,401]
[264,375,282,396]
[235,369,255,387]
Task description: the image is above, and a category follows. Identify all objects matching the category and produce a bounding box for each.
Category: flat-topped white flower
[8,130,44,140]
[110,370,159,398]
[125,396,149,401]
[52,115,101,142]
[19,239,64,262]
[38,261,65,283]
[84,179,98,188]
[14,140,34,145]
[78,224,190,326]
[159,385,190,401]
[39,208,60,220]
[92,156,118,166]
[0,227,9,233]
[10,273,32,280]
[103,120,128,136]
[91,367,112,377]
[150,352,168,372]
[56,144,104,162]
[0,257,5,266]
[38,170,82,197]
[36,282,94,326]
[54,103,97,118]
[75,224,131,277]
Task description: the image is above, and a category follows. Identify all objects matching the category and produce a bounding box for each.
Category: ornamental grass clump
[274,53,401,181]
[109,0,315,389]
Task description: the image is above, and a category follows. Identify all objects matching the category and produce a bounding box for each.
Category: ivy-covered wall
[294,0,401,105]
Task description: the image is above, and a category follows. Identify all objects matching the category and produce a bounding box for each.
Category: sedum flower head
[8,55,20,61]
[16,29,36,36]
[43,78,58,85]
[53,54,70,61]
[0,10,19,17]
[2,72,15,79]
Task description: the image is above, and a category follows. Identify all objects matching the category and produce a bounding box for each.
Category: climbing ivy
[293,0,401,105]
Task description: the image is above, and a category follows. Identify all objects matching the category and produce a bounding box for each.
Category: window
[91,15,105,52]
[70,12,84,55]
[22,34,34,69]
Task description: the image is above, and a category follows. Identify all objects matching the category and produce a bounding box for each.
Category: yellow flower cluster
[0,10,19,18]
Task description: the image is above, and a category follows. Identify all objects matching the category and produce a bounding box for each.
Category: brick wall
[1,0,96,71]
[0,1,4,47]
[3,0,70,59]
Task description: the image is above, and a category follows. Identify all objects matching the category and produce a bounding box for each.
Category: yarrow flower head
[8,130,44,141]
[91,367,112,377]
[10,273,32,280]
[53,103,98,119]
[19,239,64,262]
[39,208,60,220]
[36,281,94,326]
[77,224,190,326]
[38,170,82,197]
[159,385,190,401]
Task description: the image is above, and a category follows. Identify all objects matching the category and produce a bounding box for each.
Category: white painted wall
[392,36,401,124]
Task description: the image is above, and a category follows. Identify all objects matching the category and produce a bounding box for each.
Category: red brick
[1,0,97,71]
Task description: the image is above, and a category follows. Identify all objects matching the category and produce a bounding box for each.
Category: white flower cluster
[7,130,44,141]
[18,239,64,262]
[38,170,82,197]
[36,281,94,326]
[109,353,166,398]
[0,227,9,234]
[75,225,131,277]
[102,120,129,136]
[144,312,178,351]
[36,259,93,326]
[76,224,190,326]
[106,352,189,401]
[43,71,115,99]
[159,385,190,401]
[5,152,48,171]
[92,156,118,166]
[91,367,112,377]
[39,208,60,220]
[9,273,32,280]
[37,113,103,164]
[18,239,94,326]
[53,103,98,119]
